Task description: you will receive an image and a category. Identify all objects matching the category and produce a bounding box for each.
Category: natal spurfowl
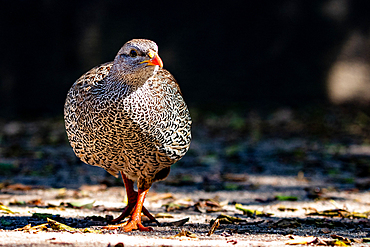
[64,39,192,232]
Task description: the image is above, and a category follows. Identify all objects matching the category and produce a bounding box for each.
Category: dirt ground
[1,107,370,246]
[1,175,370,246]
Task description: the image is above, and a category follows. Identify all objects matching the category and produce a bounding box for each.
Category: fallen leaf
[207,218,220,236]
[81,228,102,233]
[170,229,198,240]
[287,235,352,246]
[154,213,174,218]
[324,240,349,246]
[16,223,49,232]
[15,224,32,231]
[194,198,224,213]
[306,208,370,218]
[210,214,248,225]
[0,204,16,214]
[331,234,352,245]
[277,206,298,212]
[235,204,273,217]
[161,217,189,227]
[274,195,298,201]
[162,202,190,212]
[32,213,55,220]
[45,218,103,233]
[47,218,78,232]
[67,201,95,209]
[285,236,317,245]
[9,200,26,206]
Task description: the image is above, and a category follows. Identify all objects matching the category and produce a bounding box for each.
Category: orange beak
[141,49,163,68]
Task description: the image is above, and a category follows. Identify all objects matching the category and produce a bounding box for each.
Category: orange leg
[123,188,152,232]
[109,174,137,224]
[103,172,159,231]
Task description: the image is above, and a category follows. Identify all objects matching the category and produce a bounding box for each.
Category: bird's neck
[106,64,158,91]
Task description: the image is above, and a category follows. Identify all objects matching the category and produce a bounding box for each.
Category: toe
[123,220,153,232]
[102,222,127,230]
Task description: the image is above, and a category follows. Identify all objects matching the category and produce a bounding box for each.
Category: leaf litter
[15,218,102,234]
[2,109,370,245]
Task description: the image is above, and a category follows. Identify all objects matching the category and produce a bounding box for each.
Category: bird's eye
[129,49,138,57]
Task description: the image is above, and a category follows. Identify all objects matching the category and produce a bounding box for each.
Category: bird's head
[109,39,163,87]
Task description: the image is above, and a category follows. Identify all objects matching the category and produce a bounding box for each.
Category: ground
[1,106,370,246]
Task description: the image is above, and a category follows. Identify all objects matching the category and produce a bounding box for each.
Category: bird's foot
[123,219,153,232]
[102,222,127,230]
[103,220,153,232]
[109,204,135,224]
[110,205,159,226]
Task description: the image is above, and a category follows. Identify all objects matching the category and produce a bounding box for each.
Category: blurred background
[1,0,370,190]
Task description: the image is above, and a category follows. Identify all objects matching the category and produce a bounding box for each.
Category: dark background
[2,0,370,119]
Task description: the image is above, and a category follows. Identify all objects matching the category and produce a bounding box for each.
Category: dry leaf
[331,235,352,245]
[154,212,174,218]
[306,208,370,218]
[207,218,220,236]
[32,213,55,219]
[16,223,49,232]
[285,236,317,245]
[47,218,101,233]
[162,202,190,212]
[161,217,189,227]
[235,204,273,217]
[277,206,298,212]
[170,229,198,240]
[0,204,16,214]
[274,195,298,201]
[194,199,224,213]
[47,218,78,232]
[66,200,95,209]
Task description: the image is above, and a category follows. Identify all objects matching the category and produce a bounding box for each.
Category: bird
[64,39,192,232]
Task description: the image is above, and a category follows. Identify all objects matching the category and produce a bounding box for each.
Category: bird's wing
[157,68,184,96]
[75,61,113,87]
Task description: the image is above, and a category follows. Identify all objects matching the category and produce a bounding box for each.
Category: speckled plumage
[64,39,191,192]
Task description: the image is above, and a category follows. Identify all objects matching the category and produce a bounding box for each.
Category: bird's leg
[109,172,137,223]
[123,188,152,232]
[104,172,159,230]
